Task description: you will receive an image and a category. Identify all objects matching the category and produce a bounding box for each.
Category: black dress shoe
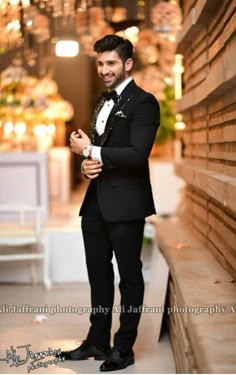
[100,347,135,372]
[58,340,110,361]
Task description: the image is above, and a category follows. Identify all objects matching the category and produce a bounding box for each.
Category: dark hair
[93,35,134,63]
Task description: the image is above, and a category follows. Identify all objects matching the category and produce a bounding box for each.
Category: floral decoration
[0,65,74,151]
[0,65,73,122]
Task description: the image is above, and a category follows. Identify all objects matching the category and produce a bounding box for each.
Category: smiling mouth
[102,75,113,81]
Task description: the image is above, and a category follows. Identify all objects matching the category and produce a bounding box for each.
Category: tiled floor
[0,182,176,374]
[0,280,176,374]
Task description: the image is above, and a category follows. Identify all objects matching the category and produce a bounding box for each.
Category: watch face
[83,149,89,157]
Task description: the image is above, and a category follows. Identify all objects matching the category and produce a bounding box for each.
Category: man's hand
[82,159,102,179]
[70,129,90,155]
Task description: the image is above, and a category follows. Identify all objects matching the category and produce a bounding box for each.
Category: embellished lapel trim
[100,81,138,146]
[90,96,105,145]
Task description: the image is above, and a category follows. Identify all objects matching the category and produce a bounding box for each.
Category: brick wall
[175,0,236,277]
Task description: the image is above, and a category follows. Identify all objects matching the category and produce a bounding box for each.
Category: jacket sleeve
[101,95,160,169]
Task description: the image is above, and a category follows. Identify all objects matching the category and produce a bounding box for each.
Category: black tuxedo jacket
[80,80,160,222]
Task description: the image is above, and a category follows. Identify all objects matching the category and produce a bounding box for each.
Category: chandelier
[0,0,115,58]
[0,1,182,56]
[151,0,182,42]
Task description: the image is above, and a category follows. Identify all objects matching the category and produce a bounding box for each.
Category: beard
[102,68,126,90]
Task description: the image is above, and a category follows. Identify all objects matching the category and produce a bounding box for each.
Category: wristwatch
[82,144,92,158]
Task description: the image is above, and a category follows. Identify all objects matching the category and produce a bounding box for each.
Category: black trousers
[81,181,145,350]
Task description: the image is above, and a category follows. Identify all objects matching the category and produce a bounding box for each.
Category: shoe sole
[60,354,107,361]
[100,357,135,372]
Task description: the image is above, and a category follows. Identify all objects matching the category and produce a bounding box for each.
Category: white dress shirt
[91,76,133,163]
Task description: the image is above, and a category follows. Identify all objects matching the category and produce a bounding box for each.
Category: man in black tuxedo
[60,35,160,372]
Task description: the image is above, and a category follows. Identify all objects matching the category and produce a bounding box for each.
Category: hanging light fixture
[54,10,80,57]
[55,40,79,57]
[151,0,182,42]
[0,0,28,54]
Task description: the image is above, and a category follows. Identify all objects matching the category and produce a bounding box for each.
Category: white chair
[0,204,51,290]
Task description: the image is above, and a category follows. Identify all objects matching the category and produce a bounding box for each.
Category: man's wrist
[81,160,88,177]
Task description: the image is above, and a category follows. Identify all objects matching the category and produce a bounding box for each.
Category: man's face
[96,50,133,90]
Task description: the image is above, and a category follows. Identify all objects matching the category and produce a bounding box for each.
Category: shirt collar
[114,76,133,96]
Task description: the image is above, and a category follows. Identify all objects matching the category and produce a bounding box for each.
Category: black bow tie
[101,90,119,101]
